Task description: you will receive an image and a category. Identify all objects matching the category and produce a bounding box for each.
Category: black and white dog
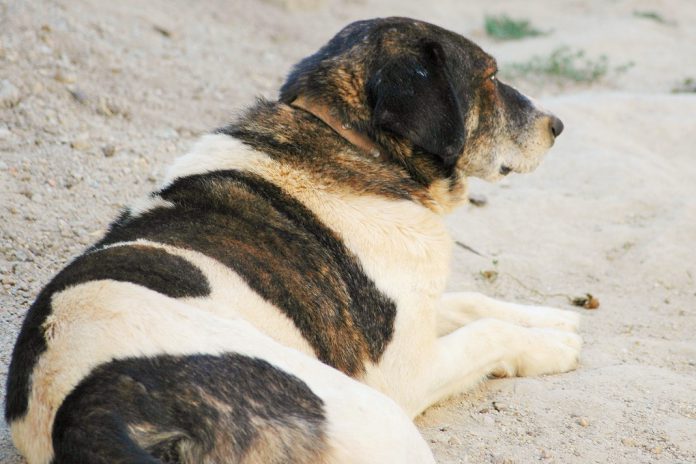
[6,17,579,463]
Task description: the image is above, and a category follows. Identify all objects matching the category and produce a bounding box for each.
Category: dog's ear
[367,41,465,167]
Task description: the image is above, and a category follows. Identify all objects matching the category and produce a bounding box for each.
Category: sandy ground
[1,0,695,462]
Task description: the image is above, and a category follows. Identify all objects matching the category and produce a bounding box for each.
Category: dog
[5,17,580,463]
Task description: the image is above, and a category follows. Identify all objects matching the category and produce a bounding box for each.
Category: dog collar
[290,97,385,161]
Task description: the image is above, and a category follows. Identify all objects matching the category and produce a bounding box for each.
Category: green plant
[672,77,696,93]
[505,47,611,83]
[633,10,670,24]
[484,14,546,40]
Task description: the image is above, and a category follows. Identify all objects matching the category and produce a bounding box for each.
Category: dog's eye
[489,74,497,81]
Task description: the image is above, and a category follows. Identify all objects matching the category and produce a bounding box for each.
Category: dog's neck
[290,97,387,162]
[218,100,464,214]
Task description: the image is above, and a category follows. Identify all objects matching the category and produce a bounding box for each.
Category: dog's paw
[514,328,582,377]
[511,304,581,333]
[491,328,582,378]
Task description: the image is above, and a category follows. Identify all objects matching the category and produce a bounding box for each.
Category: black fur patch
[52,353,327,464]
[5,245,210,422]
[95,169,397,376]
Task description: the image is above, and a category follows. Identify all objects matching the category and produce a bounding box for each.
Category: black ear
[367,41,465,167]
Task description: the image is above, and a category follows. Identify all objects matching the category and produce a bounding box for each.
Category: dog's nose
[549,116,564,138]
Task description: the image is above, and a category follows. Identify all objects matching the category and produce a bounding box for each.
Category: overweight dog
[6,17,580,463]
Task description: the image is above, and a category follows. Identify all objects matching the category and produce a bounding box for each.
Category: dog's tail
[51,353,329,464]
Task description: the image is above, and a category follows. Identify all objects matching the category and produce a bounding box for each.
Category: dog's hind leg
[436,292,580,335]
[51,353,331,464]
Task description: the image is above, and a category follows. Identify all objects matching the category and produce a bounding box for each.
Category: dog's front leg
[407,318,581,417]
[436,292,580,336]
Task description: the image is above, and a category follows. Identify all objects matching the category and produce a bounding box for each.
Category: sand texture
[1,0,695,462]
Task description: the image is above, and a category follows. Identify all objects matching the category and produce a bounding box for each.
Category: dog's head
[280,18,563,208]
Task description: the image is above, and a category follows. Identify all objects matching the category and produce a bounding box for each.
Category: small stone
[540,449,552,459]
[621,438,635,446]
[481,270,499,282]
[469,193,488,207]
[153,25,173,38]
[97,97,114,116]
[69,87,89,104]
[102,144,116,157]
[577,417,589,427]
[47,178,57,187]
[0,80,22,108]
[447,436,461,446]
[54,70,76,84]
[571,293,600,310]
[651,446,662,454]
[493,401,508,412]
[71,138,90,151]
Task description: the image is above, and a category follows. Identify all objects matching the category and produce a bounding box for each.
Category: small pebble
[71,139,90,151]
[493,401,508,412]
[153,25,173,38]
[469,193,488,207]
[0,127,11,140]
[577,417,589,427]
[540,448,552,459]
[102,144,116,157]
[447,436,461,446]
[0,79,22,108]
[69,87,89,104]
[54,70,76,84]
[651,446,662,455]
[621,438,635,446]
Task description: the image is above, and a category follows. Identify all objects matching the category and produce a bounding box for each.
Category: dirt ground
[1,0,695,463]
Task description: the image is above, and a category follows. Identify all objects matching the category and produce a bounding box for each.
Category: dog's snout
[549,116,564,138]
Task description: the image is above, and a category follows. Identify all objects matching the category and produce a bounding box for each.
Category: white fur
[12,133,580,463]
[128,195,174,218]
[162,134,270,187]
